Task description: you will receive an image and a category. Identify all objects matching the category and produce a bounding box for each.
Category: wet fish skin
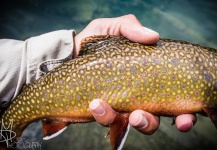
[0,35,217,149]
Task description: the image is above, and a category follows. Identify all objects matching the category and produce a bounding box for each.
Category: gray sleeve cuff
[13,30,75,99]
[25,30,75,82]
[0,30,76,109]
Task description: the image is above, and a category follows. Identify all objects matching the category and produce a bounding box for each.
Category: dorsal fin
[78,35,122,56]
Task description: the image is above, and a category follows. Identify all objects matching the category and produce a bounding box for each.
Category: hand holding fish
[90,100,197,133]
[74,14,159,56]
[1,14,216,150]
[74,14,196,133]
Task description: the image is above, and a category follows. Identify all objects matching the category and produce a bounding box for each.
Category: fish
[0,35,217,150]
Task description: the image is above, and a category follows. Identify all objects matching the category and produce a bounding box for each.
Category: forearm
[0,30,75,109]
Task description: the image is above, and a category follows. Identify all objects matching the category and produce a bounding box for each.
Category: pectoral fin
[202,106,217,128]
[108,113,130,150]
[41,119,70,140]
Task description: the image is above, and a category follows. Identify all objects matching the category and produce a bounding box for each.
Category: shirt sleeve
[0,30,75,109]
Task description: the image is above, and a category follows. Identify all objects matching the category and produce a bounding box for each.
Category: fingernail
[89,100,105,116]
[132,114,148,129]
[143,27,159,35]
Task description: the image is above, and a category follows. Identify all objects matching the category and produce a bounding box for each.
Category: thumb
[89,99,117,126]
[118,15,159,44]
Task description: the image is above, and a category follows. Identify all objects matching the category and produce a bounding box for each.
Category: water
[0,0,217,150]
[1,0,217,48]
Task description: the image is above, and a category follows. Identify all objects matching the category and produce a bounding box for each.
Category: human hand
[89,99,197,134]
[75,14,196,134]
[74,14,159,57]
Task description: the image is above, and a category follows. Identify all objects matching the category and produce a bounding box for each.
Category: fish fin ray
[109,113,130,150]
[202,106,217,128]
[41,119,70,139]
[104,130,110,138]
[43,127,67,140]
[117,124,130,150]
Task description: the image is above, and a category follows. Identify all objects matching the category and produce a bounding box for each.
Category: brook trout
[0,35,217,150]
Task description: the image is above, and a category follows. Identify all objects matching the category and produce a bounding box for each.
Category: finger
[118,14,159,44]
[175,114,197,132]
[75,14,159,54]
[129,110,160,135]
[89,99,117,126]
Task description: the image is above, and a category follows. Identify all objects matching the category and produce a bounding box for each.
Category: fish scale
[0,35,217,150]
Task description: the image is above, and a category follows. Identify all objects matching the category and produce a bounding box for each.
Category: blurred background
[0,0,217,150]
